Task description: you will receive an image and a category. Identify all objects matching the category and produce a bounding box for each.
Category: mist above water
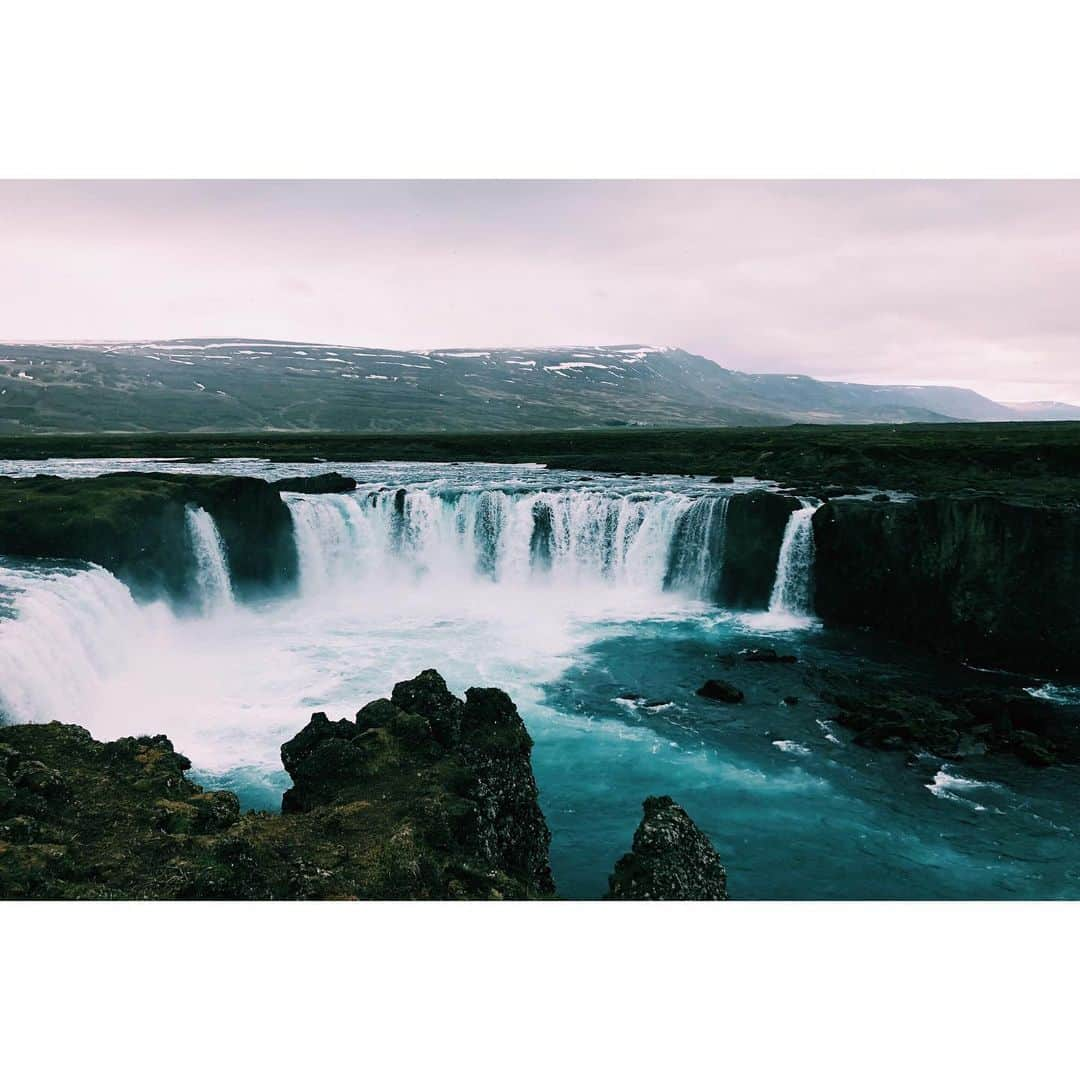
[0,467,761,783]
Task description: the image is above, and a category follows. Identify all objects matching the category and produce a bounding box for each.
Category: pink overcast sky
[2,180,1078,404]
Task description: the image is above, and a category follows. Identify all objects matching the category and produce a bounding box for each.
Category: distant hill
[0,338,1070,433]
[1002,400,1080,421]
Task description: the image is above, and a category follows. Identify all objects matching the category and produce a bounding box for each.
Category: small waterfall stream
[768,501,818,616]
[185,506,235,613]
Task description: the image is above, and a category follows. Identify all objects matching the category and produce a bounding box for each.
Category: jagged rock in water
[697,679,744,703]
[813,668,1077,766]
[0,671,555,899]
[606,796,728,900]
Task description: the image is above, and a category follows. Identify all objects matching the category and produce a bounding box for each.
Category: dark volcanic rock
[390,668,465,747]
[0,671,555,899]
[697,679,745,703]
[606,796,728,900]
[271,472,357,495]
[813,496,1080,680]
[280,670,555,896]
[716,491,801,608]
[814,668,1076,766]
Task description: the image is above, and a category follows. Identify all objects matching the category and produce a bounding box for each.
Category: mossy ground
[0,674,554,900]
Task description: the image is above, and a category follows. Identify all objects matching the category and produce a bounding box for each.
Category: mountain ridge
[0,337,1071,433]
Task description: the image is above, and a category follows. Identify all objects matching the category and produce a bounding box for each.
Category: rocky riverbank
[0,670,728,900]
[0,671,555,899]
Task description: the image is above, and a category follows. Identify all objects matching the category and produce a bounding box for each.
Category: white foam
[772,739,811,756]
[1025,683,1080,706]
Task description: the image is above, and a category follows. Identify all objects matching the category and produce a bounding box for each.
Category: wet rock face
[813,496,1080,680]
[606,796,728,900]
[716,491,801,608]
[390,668,464,747]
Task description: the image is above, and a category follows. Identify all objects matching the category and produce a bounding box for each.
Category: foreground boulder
[280,669,555,896]
[0,670,555,899]
[606,796,728,900]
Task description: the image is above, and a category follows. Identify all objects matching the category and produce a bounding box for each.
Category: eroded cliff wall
[813,496,1080,679]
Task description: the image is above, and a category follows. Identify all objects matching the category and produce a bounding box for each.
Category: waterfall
[185,506,235,613]
[768,501,817,616]
[0,563,168,726]
[665,495,730,597]
[285,488,728,599]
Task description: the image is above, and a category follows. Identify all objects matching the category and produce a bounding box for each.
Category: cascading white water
[285,488,729,599]
[768,501,818,616]
[0,563,172,726]
[665,495,730,596]
[0,471,826,830]
[185,505,235,613]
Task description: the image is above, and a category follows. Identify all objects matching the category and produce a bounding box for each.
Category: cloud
[0,180,1077,402]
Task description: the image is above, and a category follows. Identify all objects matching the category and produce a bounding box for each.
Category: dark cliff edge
[0,472,313,604]
[0,671,556,899]
[813,497,1080,680]
[716,491,801,608]
[270,472,357,495]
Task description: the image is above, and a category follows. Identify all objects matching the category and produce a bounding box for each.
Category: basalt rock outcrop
[0,671,555,899]
[0,472,298,604]
[715,491,801,608]
[279,669,555,896]
[813,668,1080,767]
[813,496,1080,680]
[605,795,728,900]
